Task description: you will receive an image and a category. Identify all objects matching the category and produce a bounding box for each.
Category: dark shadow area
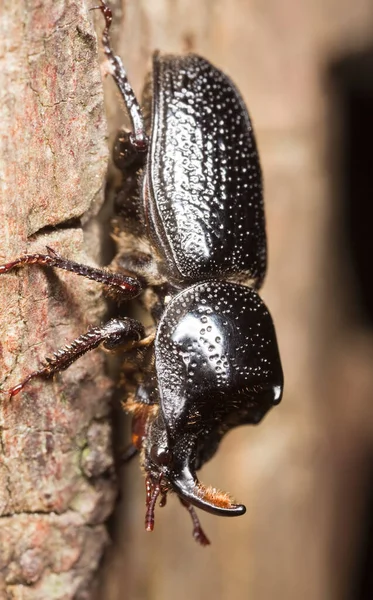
[329,47,373,600]
[351,466,373,600]
[331,49,373,327]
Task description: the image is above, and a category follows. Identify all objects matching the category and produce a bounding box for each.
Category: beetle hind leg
[93,1,148,156]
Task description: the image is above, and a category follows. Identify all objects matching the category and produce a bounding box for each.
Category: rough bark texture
[0,1,114,598]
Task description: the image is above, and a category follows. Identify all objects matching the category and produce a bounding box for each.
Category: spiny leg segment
[0,246,146,398]
[0,246,141,299]
[4,318,145,399]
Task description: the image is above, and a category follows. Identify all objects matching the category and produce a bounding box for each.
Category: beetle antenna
[145,476,162,532]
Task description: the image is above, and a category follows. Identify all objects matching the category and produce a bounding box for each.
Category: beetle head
[142,410,246,525]
[140,280,283,533]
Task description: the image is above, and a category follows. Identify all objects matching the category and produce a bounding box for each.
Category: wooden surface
[0,1,113,598]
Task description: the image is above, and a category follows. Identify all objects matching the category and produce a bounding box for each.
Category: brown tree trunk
[0,1,114,598]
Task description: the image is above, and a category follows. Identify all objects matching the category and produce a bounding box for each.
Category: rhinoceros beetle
[0,0,283,545]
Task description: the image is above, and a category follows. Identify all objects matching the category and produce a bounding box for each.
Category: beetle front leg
[4,318,146,399]
[179,498,211,547]
[0,246,141,300]
[124,404,158,459]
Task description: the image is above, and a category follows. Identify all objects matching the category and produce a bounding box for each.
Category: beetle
[0,0,283,545]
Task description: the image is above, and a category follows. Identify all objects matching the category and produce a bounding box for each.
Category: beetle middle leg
[4,317,148,399]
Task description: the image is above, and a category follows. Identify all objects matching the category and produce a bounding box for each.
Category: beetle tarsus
[7,380,33,400]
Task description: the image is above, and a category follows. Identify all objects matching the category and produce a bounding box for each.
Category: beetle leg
[117,375,161,464]
[0,246,141,300]
[179,498,211,546]
[4,317,145,399]
[118,396,157,461]
[93,1,148,154]
[113,131,147,172]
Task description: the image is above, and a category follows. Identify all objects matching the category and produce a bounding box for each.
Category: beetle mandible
[0,0,284,545]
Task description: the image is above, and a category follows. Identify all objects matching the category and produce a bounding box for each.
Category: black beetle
[0,0,283,545]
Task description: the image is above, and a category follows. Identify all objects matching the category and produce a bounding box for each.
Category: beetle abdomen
[145,53,266,287]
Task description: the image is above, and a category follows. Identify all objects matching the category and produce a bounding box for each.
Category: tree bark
[0,1,114,598]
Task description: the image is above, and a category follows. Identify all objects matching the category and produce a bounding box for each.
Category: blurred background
[96,1,373,599]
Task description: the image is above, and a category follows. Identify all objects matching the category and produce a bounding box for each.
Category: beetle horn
[170,466,246,516]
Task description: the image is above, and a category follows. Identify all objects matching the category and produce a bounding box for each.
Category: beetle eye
[150,446,172,466]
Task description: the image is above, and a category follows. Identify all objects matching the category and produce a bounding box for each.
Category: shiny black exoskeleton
[0,1,283,545]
